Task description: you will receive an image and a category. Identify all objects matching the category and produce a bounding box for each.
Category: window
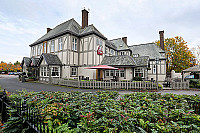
[51,40,55,52]
[105,47,108,55]
[116,70,119,77]
[105,70,109,76]
[135,68,144,77]
[52,67,59,77]
[37,45,41,55]
[110,70,114,76]
[133,54,139,57]
[71,67,77,76]
[153,65,156,74]
[43,42,47,53]
[58,37,63,51]
[121,52,125,55]
[72,38,77,51]
[111,49,114,55]
[120,70,125,77]
[32,47,35,56]
[40,67,48,77]
[96,38,102,46]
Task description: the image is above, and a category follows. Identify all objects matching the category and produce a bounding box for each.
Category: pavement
[0,74,200,95]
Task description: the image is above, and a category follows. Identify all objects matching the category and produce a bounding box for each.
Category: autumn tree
[0,61,22,72]
[156,36,196,72]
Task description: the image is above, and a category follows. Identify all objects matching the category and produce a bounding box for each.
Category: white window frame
[40,66,49,77]
[105,47,108,56]
[120,70,125,77]
[51,66,60,77]
[121,51,125,55]
[71,67,77,76]
[72,38,77,51]
[43,42,47,53]
[58,37,63,51]
[51,40,55,52]
[135,68,144,78]
[111,49,114,55]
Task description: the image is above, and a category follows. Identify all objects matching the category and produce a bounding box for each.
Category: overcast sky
[0,0,200,63]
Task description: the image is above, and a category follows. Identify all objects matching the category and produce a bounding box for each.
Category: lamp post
[155,58,159,83]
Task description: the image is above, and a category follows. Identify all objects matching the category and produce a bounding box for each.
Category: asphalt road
[0,75,200,95]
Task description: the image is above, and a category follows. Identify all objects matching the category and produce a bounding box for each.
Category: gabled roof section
[80,24,107,39]
[30,19,81,46]
[110,38,130,51]
[129,43,165,59]
[105,40,117,50]
[38,53,62,66]
[21,57,31,67]
[101,55,136,66]
[30,19,107,46]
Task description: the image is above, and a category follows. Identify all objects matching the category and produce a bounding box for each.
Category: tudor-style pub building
[21,9,166,82]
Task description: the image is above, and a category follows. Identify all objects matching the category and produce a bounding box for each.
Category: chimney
[47,28,52,33]
[82,9,89,29]
[159,30,164,50]
[122,37,127,45]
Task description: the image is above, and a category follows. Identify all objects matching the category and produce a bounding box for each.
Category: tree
[155,36,196,72]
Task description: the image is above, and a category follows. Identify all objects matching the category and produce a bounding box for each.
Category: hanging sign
[97,46,103,55]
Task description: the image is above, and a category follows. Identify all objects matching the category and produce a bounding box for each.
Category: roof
[110,38,130,51]
[30,19,106,46]
[80,24,106,39]
[129,43,165,59]
[31,58,40,66]
[101,55,137,66]
[38,53,62,66]
[105,40,117,50]
[21,57,40,67]
[133,56,149,66]
[182,65,200,72]
[21,57,31,67]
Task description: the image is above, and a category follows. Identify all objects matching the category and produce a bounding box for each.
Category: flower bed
[1,90,200,132]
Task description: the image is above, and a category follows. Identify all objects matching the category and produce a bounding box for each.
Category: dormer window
[120,45,123,47]
[133,54,139,57]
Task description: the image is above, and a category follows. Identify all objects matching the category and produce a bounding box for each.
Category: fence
[171,81,189,89]
[51,79,160,90]
[0,89,62,133]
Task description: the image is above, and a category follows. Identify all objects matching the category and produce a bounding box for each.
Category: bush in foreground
[1,90,200,132]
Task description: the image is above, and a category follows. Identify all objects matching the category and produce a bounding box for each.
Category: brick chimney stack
[159,30,164,50]
[47,28,52,33]
[82,9,89,29]
[122,37,127,45]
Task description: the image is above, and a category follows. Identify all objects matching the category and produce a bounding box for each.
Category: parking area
[0,75,200,95]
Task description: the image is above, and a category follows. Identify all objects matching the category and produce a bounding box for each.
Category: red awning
[85,65,119,70]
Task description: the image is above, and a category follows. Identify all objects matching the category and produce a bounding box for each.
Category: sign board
[97,46,103,55]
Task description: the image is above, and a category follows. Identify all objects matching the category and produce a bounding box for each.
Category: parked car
[0,72,5,74]
[184,75,194,80]
[8,72,15,75]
